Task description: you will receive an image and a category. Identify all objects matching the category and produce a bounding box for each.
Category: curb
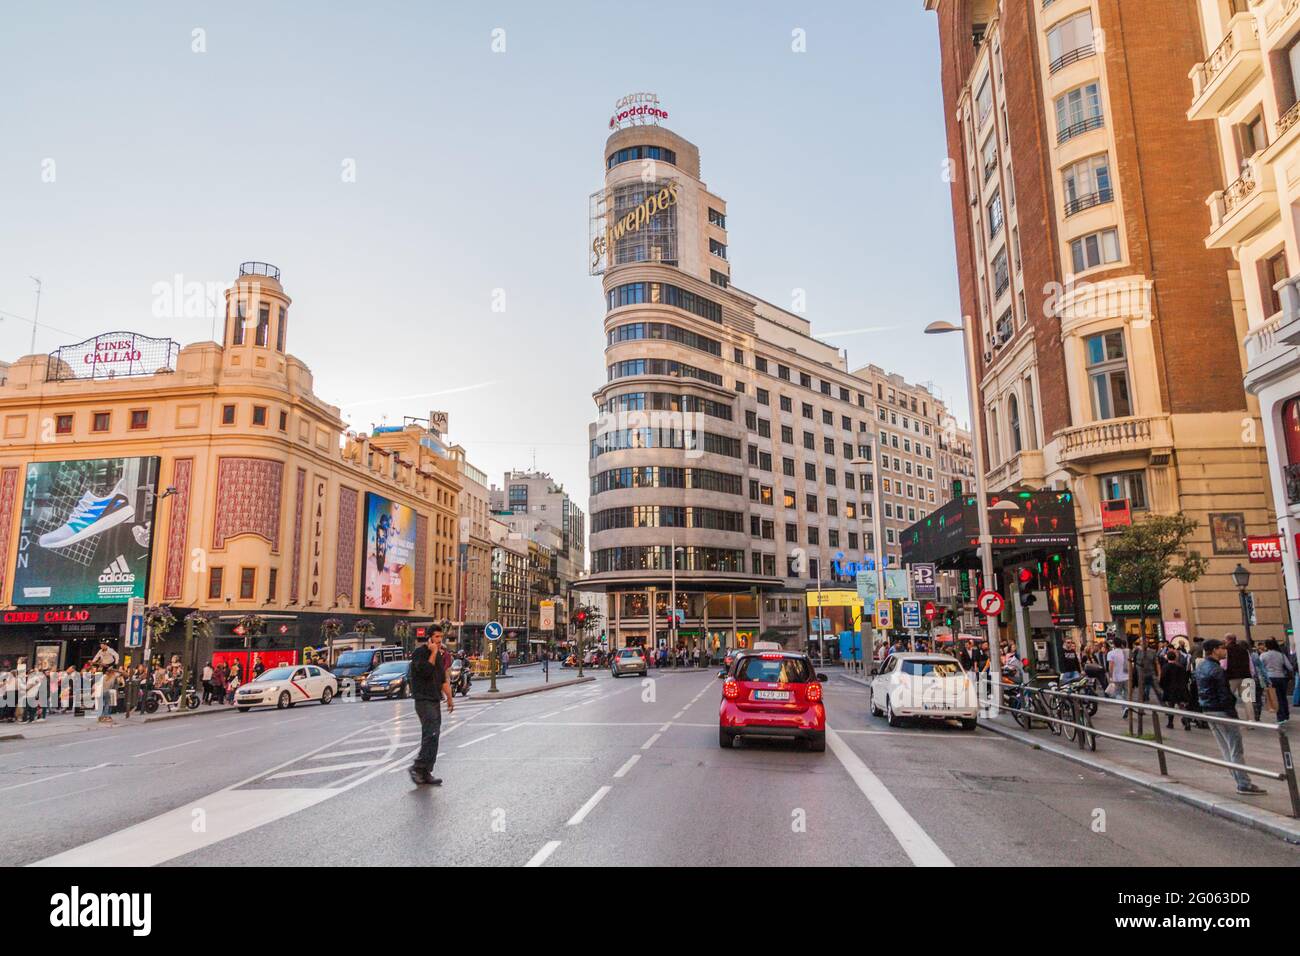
[981,719,1300,845]
[142,705,239,724]
[467,676,595,700]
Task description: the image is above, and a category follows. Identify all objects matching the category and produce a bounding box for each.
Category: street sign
[539,601,555,632]
[856,570,880,605]
[911,563,938,598]
[977,590,1004,617]
[901,601,921,629]
[485,620,503,642]
[874,600,894,630]
[923,601,938,621]
[125,597,145,649]
[884,569,909,600]
[811,617,832,634]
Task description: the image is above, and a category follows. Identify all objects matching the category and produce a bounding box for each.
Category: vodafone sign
[609,92,668,130]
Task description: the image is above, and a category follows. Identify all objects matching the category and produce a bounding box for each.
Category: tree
[1103,513,1208,734]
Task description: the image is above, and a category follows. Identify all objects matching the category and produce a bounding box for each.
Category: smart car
[718,651,827,751]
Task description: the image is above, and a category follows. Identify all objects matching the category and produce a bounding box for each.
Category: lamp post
[925,317,1004,710]
[1232,562,1253,645]
[669,537,685,664]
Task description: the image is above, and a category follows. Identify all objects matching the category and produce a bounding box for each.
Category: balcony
[1187,14,1262,122]
[1263,0,1300,42]
[1205,158,1277,248]
[1065,187,1114,217]
[1055,415,1173,469]
[985,449,1045,492]
[1049,43,1096,75]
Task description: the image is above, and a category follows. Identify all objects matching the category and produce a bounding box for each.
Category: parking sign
[901,601,921,629]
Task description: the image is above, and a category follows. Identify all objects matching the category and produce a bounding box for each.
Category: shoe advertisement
[12,456,160,605]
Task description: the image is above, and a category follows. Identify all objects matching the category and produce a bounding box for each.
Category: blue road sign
[485,620,503,641]
[901,601,922,629]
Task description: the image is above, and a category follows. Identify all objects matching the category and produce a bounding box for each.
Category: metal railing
[1057,114,1104,145]
[1049,44,1096,75]
[1065,187,1114,216]
[1002,684,1300,817]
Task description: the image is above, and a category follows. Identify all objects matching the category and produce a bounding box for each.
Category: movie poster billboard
[363,492,416,611]
[13,457,160,605]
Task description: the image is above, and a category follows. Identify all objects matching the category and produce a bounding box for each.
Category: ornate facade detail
[290,467,306,604]
[0,467,18,597]
[212,458,283,552]
[162,458,193,600]
[334,485,358,603]
[415,512,429,609]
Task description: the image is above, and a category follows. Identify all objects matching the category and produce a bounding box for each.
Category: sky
[0,0,964,517]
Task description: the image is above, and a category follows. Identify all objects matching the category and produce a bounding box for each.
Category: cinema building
[584,122,975,654]
[0,262,460,672]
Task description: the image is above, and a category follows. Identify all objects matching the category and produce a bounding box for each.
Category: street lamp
[1232,562,1253,644]
[925,317,1004,710]
[851,447,886,674]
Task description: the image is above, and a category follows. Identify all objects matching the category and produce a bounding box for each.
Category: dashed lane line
[566,786,611,826]
[525,840,562,867]
[132,739,203,758]
[640,733,661,750]
[456,733,497,749]
[613,754,640,778]
[267,759,384,780]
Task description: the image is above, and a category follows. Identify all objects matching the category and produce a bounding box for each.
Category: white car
[237,665,338,711]
[869,653,978,730]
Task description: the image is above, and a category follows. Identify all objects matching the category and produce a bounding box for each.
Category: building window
[232,301,246,345]
[256,305,270,347]
[276,306,287,351]
[208,567,224,600]
[221,404,236,425]
[239,568,256,600]
[1085,330,1133,420]
[1070,228,1121,273]
[55,414,72,435]
[252,406,267,426]
[1263,249,1289,317]
[1055,82,1103,143]
[709,238,727,260]
[267,568,278,601]
[129,409,149,430]
[1063,154,1113,216]
[1008,393,1022,454]
[1047,10,1096,73]
[975,73,993,127]
[1100,471,1148,510]
[710,269,730,289]
[92,412,110,432]
[987,191,1004,238]
[279,410,288,431]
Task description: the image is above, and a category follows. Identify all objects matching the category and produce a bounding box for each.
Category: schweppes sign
[592,181,680,263]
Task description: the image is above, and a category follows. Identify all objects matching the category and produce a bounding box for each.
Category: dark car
[331,646,405,693]
[360,660,411,700]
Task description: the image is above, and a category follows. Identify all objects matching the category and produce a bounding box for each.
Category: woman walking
[1158,650,1192,730]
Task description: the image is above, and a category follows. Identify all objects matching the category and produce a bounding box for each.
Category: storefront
[0,606,129,670]
[1107,596,1163,642]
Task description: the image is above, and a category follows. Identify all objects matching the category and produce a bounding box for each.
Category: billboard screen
[13,456,161,605]
[363,492,416,611]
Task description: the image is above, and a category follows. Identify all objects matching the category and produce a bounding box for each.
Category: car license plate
[753,690,791,701]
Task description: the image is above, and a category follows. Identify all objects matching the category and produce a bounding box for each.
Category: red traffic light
[1017,567,1034,585]
[575,610,587,625]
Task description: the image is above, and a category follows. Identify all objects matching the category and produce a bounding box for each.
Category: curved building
[586,123,972,654]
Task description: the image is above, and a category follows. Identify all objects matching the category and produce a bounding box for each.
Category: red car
[718,651,827,752]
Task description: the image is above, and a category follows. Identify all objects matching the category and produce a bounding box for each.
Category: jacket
[410,644,447,702]
[1195,658,1236,713]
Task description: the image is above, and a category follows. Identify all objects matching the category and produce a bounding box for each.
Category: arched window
[988,407,1001,467]
[1008,394,1022,454]
[1283,396,1300,466]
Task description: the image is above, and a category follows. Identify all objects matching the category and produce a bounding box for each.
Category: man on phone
[409,625,454,786]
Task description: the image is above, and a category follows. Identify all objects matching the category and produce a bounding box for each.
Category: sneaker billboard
[12,456,161,605]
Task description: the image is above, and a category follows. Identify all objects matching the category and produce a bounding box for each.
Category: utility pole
[28,276,42,355]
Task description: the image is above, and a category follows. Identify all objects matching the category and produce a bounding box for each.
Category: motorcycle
[450,659,472,697]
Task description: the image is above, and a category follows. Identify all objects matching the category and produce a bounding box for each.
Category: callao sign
[609,92,668,129]
[3,609,92,624]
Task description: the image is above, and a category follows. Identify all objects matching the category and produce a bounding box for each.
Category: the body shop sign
[1246,535,1283,563]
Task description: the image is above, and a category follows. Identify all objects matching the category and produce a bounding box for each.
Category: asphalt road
[2,670,1297,867]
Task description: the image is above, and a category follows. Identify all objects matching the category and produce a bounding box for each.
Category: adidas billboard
[12,456,160,605]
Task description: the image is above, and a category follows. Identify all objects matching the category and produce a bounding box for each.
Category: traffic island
[467,675,595,700]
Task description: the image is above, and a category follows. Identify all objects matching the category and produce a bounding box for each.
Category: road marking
[640,733,660,750]
[613,754,640,778]
[500,723,526,733]
[132,739,202,758]
[672,710,686,719]
[0,770,79,793]
[310,744,401,759]
[213,726,262,739]
[525,840,561,867]
[566,785,611,826]
[658,723,670,732]
[80,762,110,773]
[825,727,953,867]
[536,710,562,719]
[12,782,108,809]
[457,733,497,749]
[267,759,384,779]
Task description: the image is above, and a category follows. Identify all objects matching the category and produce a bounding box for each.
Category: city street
[3,671,1296,867]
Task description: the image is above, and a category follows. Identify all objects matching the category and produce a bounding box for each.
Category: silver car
[611,648,648,678]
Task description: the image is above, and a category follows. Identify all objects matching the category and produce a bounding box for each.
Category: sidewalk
[464,665,595,699]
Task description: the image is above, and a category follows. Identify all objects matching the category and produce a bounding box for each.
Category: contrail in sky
[339,380,498,409]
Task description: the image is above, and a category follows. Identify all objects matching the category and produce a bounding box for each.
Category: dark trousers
[1271,678,1291,722]
[413,698,442,771]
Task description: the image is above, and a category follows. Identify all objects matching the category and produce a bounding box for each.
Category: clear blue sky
[0,0,964,515]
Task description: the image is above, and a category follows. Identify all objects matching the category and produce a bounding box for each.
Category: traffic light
[574,609,588,628]
[944,609,956,629]
[1017,567,1037,607]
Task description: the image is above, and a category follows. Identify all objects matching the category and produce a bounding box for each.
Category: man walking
[409,625,454,786]
[1224,634,1255,721]
[1195,639,1266,795]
